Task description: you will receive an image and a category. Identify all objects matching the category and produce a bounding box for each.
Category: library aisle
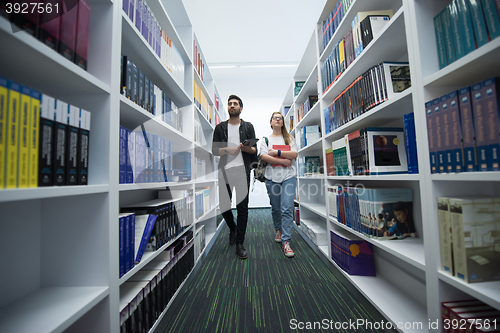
[156,208,397,333]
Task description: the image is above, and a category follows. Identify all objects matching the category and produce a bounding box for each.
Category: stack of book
[437,196,500,283]
[425,77,500,173]
[123,0,185,85]
[194,80,212,122]
[328,186,415,239]
[193,39,205,82]
[8,0,91,70]
[326,127,411,176]
[317,0,355,54]
[296,124,321,149]
[299,219,328,246]
[194,225,205,260]
[323,62,411,134]
[441,299,500,332]
[120,236,194,333]
[120,128,192,184]
[320,10,393,94]
[330,229,376,276]
[194,187,211,219]
[1,77,91,189]
[121,55,182,133]
[121,196,192,255]
[297,95,318,123]
[434,0,500,70]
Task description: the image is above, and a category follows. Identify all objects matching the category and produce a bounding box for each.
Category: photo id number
[5,2,59,14]
[443,318,497,331]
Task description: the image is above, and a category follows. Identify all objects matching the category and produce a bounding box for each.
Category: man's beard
[229,109,241,117]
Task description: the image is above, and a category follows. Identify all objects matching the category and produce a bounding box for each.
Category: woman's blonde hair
[270,111,292,145]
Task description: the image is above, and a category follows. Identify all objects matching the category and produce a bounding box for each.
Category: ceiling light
[210,63,298,69]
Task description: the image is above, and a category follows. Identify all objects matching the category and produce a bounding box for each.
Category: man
[212,95,257,259]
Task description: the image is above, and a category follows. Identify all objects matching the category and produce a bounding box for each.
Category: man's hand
[226,146,240,155]
[239,143,254,153]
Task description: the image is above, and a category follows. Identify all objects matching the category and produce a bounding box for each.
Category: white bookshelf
[0,0,221,331]
[284,0,500,331]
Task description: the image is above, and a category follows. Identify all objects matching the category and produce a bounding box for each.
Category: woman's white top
[259,135,297,183]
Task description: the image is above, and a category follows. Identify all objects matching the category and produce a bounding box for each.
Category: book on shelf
[482,77,500,171]
[294,81,305,97]
[459,86,478,172]
[0,77,7,188]
[39,94,54,186]
[28,89,41,188]
[447,91,464,173]
[18,85,31,188]
[403,112,419,174]
[5,80,21,189]
[38,0,60,51]
[331,135,351,176]
[437,197,454,276]
[65,104,79,185]
[53,99,67,186]
[330,229,376,276]
[77,109,90,185]
[58,0,78,62]
[449,196,500,283]
[133,214,157,264]
[271,144,290,167]
[352,10,393,58]
[360,15,391,50]
[119,212,135,277]
[304,156,321,175]
[483,0,500,41]
[366,127,408,175]
[74,0,91,70]
[325,147,334,176]
[300,219,328,246]
[119,126,128,184]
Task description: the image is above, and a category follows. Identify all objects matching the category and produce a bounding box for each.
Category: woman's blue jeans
[265,177,296,244]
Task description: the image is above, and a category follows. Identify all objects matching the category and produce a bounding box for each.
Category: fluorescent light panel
[210,62,298,69]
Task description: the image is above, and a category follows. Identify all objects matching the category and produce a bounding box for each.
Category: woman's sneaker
[283,241,294,258]
[275,229,282,243]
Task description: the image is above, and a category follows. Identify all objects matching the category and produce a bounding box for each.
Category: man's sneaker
[229,230,236,245]
[275,229,282,243]
[283,241,294,258]
[236,244,248,259]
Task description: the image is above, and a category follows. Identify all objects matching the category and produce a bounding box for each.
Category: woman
[259,112,298,257]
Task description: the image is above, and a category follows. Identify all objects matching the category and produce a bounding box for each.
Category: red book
[272,144,290,167]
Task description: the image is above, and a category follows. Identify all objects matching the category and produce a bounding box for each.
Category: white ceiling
[182,0,326,132]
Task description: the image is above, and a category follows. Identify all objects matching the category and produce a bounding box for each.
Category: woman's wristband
[277,150,281,157]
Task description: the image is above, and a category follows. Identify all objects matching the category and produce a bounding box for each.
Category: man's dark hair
[228,94,243,108]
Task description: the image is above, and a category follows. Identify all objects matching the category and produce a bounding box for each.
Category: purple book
[482,77,500,171]
[38,0,60,50]
[458,86,477,171]
[58,0,78,61]
[448,91,464,172]
[440,93,453,172]
[471,82,488,171]
[74,0,91,70]
[426,100,438,173]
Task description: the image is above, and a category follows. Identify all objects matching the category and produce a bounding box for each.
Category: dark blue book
[404,112,419,174]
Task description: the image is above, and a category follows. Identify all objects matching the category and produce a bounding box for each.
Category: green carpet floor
[159,208,397,333]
